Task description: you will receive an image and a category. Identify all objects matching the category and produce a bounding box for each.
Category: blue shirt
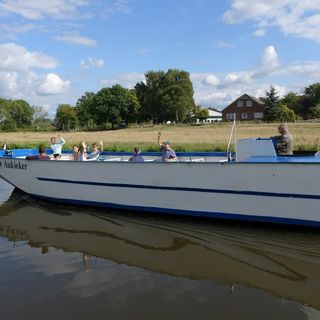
[50,137,65,155]
[162,149,176,161]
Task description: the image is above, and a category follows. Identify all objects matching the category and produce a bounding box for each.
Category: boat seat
[191,158,205,162]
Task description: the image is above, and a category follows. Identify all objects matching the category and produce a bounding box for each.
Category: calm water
[0,179,320,320]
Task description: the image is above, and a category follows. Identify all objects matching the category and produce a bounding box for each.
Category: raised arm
[57,135,65,145]
[99,140,103,151]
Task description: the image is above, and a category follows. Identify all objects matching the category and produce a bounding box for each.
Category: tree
[261,86,280,121]
[6,100,34,127]
[121,89,140,125]
[95,84,140,129]
[305,83,320,105]
[0,98,34,130]
[190,105,209,122]
[135,69,195,123]
[304,83,320,119]
[161,69,195,123]
[281,92,304,119]
[32,106,52,131]
[273,103,296,122]
[135,70,166,123]
[196,108,209,122]
[307,104,320,119]
[76,92,97,129]
[54,104,77,131]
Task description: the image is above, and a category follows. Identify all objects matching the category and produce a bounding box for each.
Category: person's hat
[164,140,171,145]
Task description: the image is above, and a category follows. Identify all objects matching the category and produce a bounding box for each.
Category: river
[0,178,320,320]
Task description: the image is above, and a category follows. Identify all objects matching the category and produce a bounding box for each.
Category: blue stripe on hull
[33,194,320,228]
[37,177,320,200]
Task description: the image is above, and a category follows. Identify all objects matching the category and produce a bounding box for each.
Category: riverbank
[1,122,319,151]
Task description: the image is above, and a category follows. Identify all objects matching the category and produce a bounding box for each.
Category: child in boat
[50,135,65,158]
[26,147,50,160]
[129,147,144,162]
[87,141,103,160]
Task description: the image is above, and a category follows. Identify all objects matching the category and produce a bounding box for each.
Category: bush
[1,119,17,132]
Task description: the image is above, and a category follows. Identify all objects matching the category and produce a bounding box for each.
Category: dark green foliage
[262,86,296,122]
[76,92,96,129]
[280,92,304,118]
[135,69,195,124]
[54,104,78,131]
[303,83,320,119]
[261,86,280,121]
[307,104,320,119]
[0,98,34,131]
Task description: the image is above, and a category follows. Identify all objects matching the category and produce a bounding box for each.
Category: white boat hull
[1,157,320,227]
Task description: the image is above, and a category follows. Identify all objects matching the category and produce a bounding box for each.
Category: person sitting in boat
[157,132,178,161]
[271,123,293,155]
[26,147,50,160]
[70,144,80,161]
[162,141,178,162]
[50,135,65,158]
[87,141,103,160]
[78,142,88,161]
[129,147,144,162]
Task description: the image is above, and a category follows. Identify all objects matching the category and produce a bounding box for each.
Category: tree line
[262,84,320,122]
[1,68,320,132]
[0,98,51,132]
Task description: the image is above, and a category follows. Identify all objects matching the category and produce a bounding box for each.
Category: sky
[1,0,320,117]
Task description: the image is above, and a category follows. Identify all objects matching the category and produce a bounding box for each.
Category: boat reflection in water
[1,188,320,315]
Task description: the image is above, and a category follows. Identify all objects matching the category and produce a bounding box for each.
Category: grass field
[1,122,320,152]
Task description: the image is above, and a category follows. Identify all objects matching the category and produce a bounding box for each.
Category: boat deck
[1,149,320,163]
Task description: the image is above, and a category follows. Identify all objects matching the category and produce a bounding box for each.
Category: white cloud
[80,57,105,70]
[100,73,145,89]
[253,45,280,78]
[0,23,34,40]
[0,0,131,21]
[202,74,220,86]
[37,73,70,95]
[0,0,90,20]
[252,29,266,37]
[212,41,235,48]
[260,45,279,68]
[287,62,320,79]
[101,0,131,18]
[0,42,71,110]
[55,33,97,47]
[190,44,320,109]
[223,0,320,43]
[0,71,18,94]
[0,43,58,72]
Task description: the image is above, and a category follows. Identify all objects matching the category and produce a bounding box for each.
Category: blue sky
[1,0,320,116]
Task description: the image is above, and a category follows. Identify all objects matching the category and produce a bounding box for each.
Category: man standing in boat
[272,123,293,155]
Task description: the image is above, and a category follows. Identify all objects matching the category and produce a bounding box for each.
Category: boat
[0,138,320,227]
[0,194,320,309]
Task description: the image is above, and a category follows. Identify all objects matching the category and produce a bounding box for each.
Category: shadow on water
[1,185,320,313]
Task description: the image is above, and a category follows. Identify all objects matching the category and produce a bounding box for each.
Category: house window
[237,100,243,107]
[241,112,248,119]
[226,113,234,120]
[246,100,253,107]
[254,112,263,119]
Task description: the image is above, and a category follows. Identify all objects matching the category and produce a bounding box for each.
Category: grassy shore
[1,122,320,152]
